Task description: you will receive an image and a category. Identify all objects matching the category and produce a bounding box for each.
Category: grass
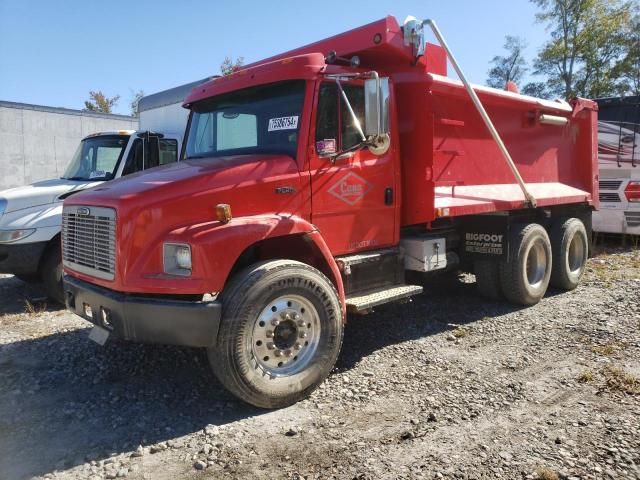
[592,341,627,356]
[577,369,594,383]
[24,300,47,315]
[536,467,559,480]
[452,327,469,339]
[602,365,640,395]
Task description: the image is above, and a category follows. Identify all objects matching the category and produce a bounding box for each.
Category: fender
[165,214,346,317]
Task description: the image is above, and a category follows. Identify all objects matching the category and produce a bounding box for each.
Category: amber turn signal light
[216,204,232,223]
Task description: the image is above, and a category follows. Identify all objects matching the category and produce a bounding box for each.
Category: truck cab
[62,16,597,408]
[0,130,181,302]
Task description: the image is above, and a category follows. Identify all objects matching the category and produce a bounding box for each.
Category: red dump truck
[61,16,598,408]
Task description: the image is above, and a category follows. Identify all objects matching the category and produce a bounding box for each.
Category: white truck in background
[0,78,209,302]
[593,96,640,235]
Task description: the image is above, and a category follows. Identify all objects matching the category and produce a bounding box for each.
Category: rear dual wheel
[549,218,588,290]
[499,223,552,306]
[475,219,588,305]
[208,260,343,409]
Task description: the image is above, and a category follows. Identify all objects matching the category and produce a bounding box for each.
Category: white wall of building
[0,102,138,190]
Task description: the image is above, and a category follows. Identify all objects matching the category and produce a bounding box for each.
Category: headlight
[163,243,192,276]
[0,229,36,243]
[0,198,6,216]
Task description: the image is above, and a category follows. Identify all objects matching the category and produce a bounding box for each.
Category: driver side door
[308,81,397,255]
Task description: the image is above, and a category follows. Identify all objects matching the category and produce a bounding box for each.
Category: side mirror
[364,77,390,137]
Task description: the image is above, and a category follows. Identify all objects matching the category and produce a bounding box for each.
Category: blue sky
[0,0,548,115]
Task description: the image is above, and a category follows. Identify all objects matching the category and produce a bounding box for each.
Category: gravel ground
[0,247,639,480]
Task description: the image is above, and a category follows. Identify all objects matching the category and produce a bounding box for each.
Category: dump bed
[396,74,598,226]
[254,15,599,227]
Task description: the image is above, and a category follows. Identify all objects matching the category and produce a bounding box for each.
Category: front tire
[208,260,343,409]
[499,223,552,306]
[549,218,588,290]
[42,239,64,304]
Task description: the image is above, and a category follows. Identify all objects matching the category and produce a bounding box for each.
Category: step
[336,248,399,270]
[345,284,423,313]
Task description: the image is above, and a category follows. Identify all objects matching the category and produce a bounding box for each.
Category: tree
[220,56,244,76]
[487,36,528,89]
[84,90,120,113]
[522,81,551,98]
[530,0,633,99]
[129,89,145,117]
[612,12,640,95]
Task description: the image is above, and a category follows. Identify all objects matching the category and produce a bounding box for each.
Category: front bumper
[0,241,47,275]
[64,275,222,347]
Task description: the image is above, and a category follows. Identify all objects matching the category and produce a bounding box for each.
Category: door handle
[384,187,393,205]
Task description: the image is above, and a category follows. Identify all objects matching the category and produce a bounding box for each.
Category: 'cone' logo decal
[328,172,372,206]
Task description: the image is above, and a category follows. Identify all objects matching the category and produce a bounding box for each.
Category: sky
[0,0,549,115]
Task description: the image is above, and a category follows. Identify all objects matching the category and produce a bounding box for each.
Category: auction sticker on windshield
[268,116,299,131]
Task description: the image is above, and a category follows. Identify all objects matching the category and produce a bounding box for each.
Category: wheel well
[226,234,338,291]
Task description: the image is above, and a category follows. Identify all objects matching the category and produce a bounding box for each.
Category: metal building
[0,101,138,190]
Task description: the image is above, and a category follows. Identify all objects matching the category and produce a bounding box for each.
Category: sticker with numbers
[268,116,299,131]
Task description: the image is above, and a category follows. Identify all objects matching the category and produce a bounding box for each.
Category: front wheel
[42,239,64,304]
[208,260,343,409]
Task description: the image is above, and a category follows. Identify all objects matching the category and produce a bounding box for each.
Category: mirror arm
[334,78,366,143]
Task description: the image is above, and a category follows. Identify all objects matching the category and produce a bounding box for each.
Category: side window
[315,83,338,144]
[216,113,257,150]
[340,85,365,150]
[159,139,178,165]
[315,82,364,153]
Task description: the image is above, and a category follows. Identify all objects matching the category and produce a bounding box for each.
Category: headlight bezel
[0,228,36,244]
[163,242,192,277]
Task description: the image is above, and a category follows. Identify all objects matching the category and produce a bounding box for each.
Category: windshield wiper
[63,176,90,181]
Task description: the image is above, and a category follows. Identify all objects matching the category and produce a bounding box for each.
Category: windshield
[62,135,129,180]
[185,80,306,160]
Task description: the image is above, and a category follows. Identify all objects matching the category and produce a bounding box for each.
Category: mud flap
[460,215,510,262]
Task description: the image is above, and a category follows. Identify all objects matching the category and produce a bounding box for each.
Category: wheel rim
[567,232,586,274]
[251,295,321,377]
[525,239,548,288]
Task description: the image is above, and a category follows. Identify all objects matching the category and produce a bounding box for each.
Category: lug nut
[266,330,274,338]
[294,343,302,350]
[297,319,305,327]
[267,342,275,350]
[285,349,292,357]
[271,319,280,326]
[293,313,300,320]
[284,312,292,320]
[274,350,283,357]
[299,332,307,339]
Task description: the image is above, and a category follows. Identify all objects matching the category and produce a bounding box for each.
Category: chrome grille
[62,206,116,280]
[599,180,623,191]
[599,192,621,203]
[624,211,640,228]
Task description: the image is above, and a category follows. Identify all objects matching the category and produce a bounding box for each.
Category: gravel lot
[1,247,639,480]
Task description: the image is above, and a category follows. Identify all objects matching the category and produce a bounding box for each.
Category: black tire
[474,260,502,299]
[41,239,64,304]
[208,259,343,409]
[549,218,588,290]
[499,223,552,306]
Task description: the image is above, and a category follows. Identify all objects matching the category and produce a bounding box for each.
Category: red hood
[63,153,307,293]
[66,154,297,212]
